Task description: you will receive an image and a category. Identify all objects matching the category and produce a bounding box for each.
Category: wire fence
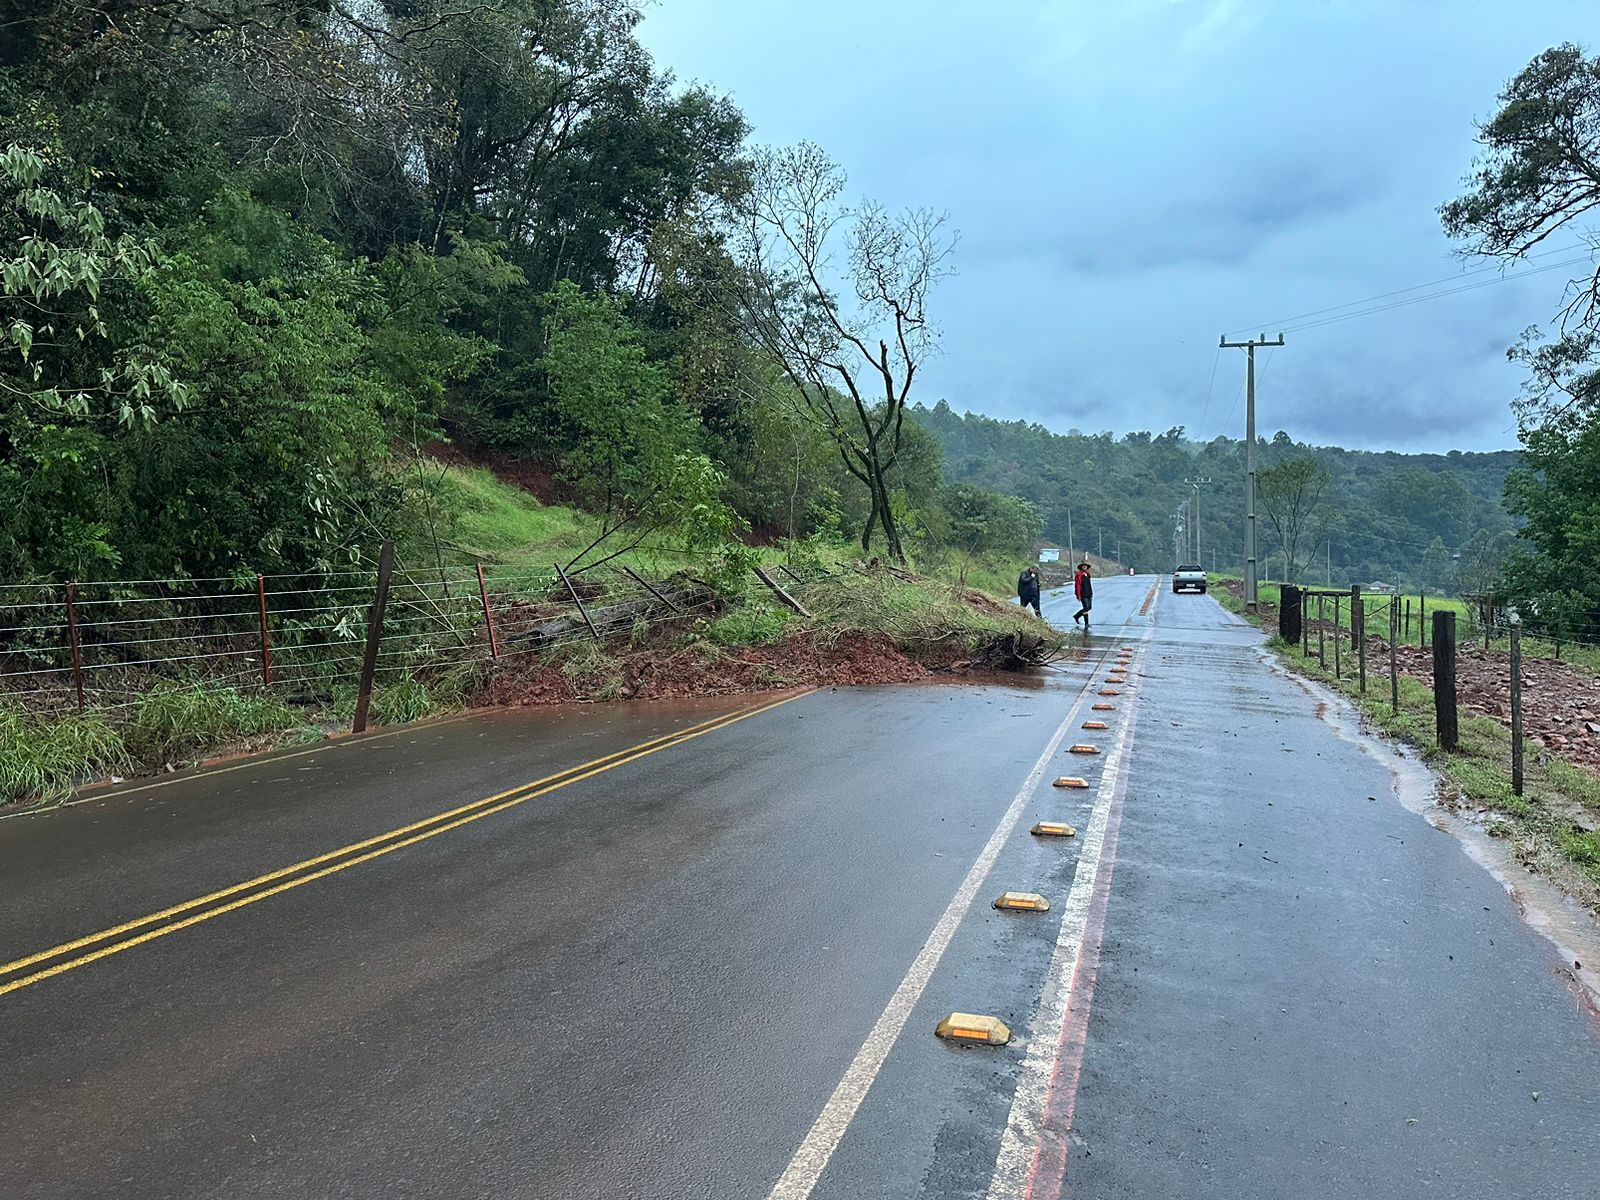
[0,554,725,723]
[1277,584,1600,797]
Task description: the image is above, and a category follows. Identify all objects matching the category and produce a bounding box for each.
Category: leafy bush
[0,704,128,806]
[126,683,298,762]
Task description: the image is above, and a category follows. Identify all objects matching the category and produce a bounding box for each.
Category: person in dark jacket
[1073,561,1093,626]
[1017,565,1042,617]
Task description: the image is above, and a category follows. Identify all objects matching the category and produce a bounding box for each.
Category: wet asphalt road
[2,575,1598,1198]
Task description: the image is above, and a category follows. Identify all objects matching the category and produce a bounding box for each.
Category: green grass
[804,570,1061,652]
[125,683,301,763]
[328,672,468,728]
[429,465,586,561]
[366,678,440,726]
[0,703,129,807]
[418,462,714,587]
[708,601,795,647]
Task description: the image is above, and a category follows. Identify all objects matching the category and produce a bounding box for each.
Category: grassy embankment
[1214,583,1600,905]
[1,465,1059,809]
[427,462,1057,655]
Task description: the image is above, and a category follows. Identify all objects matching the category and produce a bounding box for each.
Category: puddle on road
[1270,648,1600,1017]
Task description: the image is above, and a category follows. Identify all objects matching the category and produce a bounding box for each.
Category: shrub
[0,703,129,806]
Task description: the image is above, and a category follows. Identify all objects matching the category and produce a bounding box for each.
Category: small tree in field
[1258,456,1330,584]
[733,143,955,564]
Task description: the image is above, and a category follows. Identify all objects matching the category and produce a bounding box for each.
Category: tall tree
[731,142,955,563]
[1443,43,1600,608]
[1441,45,1600,332]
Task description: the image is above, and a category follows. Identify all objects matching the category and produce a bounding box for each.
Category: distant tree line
[916,401,1517,588]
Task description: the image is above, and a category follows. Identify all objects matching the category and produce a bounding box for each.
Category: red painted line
[1021,671,1143,1200]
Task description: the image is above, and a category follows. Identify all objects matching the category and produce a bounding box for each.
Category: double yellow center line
[0,692,809,1000]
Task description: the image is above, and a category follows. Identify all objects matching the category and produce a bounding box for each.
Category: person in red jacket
[1073,561,1093,627]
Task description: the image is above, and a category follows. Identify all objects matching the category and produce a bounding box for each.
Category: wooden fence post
[1353,586,1365,693]
[1432,610,1458,751]
[1333,595,1342,679]
[256,573,272,686]
[352,541,395,735]
[1510,617,1524,797]
[753,565,813,617]
[1279,584,1301,645]
[64,581,85,712]
[475,562,500,659]
[1389,595,1399,716]
[1318,594,1326,668]
[1420,592,1427,649]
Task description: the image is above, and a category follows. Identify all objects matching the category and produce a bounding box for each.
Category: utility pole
[1219,332,1285,610]
[1098,530,1104,561]
[1067,507,1074,566]
[1185,477,1211,564]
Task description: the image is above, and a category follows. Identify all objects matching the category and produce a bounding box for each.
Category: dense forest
[1,0,1036,586]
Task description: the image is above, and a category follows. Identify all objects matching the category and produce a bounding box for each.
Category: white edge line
[765,648,1116,1200]
[983,616,1153,1198]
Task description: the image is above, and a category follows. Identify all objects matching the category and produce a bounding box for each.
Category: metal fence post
[64,581,85,712]
[1318,594,1326,668]
[1420,592,1427,649]
[1510,615,1524,797]
[476,561,500,659]
[623,565,680,612]
[555,561,600,641]
[352,541,395,735]
[1433,611,1458,751]
[256,573,272,686]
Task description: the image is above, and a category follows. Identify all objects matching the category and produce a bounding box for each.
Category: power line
[1196,345,1221,442]
[1282,255,1596,334]
[1225,240,1597,337]
[1220,344,1274,440]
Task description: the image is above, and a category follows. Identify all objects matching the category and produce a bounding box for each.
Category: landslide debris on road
[470,566,1065,707]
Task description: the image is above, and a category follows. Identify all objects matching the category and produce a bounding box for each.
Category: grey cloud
[640,1,1593,454]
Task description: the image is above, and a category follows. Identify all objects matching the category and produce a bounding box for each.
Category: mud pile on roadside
[1385,641,1600,772]
[471,628,948,708]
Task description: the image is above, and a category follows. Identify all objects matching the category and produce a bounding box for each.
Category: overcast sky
[637,0,1598,454]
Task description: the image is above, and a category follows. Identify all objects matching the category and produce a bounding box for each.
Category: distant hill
[913,401,1518,587]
